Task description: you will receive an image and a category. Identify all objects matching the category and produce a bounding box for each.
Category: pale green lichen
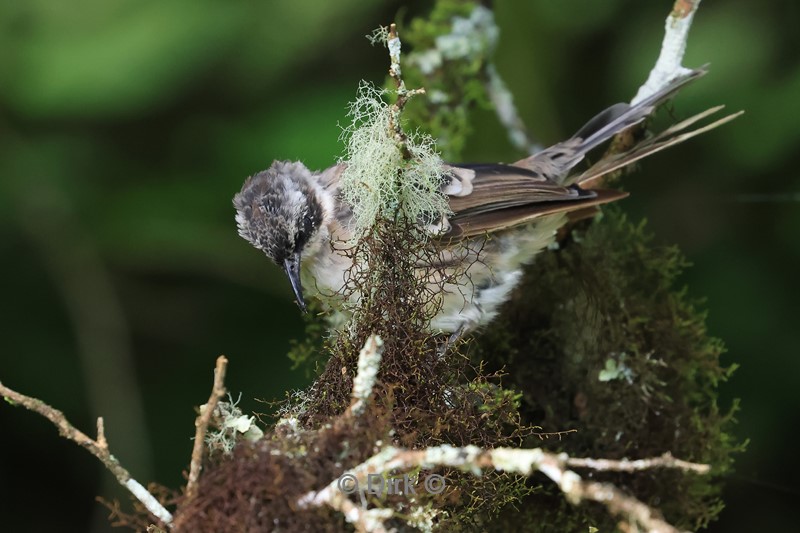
[598,353,635,383]
[338,82,451,238]
[205,394,264,455]
[434,5,499,61]
[366,26,390,47]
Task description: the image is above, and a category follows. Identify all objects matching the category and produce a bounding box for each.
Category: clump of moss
[173,401,389,532]
[471,207,742,531]
[175,192,538,531]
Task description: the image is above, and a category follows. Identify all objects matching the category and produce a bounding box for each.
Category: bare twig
[96,416,108,449]
[186,355,228,499]
[300,444,709,533]
[0,381,173,527]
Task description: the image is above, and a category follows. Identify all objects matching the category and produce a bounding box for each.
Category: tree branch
[347,334,384,417]
[0,381,173,527]
[299,444,709,533]
[186,355,228,499]
[633,0,703,105]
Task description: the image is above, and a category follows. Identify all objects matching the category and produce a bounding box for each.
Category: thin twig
[386,23,426,157]
[565,451,710,474]
[0,381,173,527]
[96,416,108,449]
[186,355,229,499]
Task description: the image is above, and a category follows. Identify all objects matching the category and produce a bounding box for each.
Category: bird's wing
[439,163,626,239]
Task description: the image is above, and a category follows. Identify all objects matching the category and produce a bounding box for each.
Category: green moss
[286,298,330,378]
[471,207,743,531]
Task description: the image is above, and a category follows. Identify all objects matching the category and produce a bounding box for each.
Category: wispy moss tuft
[338,82,451,238]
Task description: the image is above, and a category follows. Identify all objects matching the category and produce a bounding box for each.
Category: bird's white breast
[431,213,567,332]
[302,212,567,334]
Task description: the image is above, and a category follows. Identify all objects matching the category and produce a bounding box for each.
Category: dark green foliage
[401,0,493,160]
[287,298,330,378]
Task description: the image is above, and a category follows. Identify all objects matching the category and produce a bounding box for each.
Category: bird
[233,67,735,335]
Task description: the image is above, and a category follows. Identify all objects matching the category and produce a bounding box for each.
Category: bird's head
[233,160,329,312]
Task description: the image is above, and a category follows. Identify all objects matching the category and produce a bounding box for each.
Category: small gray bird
[234,68,733,334]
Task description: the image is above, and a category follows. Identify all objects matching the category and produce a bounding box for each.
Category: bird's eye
[302,214,314,235]
[294,214,314,250]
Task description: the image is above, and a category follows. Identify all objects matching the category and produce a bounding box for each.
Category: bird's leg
[437,323,468,359]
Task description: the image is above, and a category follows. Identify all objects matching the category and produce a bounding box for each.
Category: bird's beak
[283,253,307,313]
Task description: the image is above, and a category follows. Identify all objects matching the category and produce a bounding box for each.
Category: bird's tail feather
[512,66,739,187]
[577,67,707,154]
[574,105,743,188]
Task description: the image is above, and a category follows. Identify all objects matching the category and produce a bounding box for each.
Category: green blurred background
[0,1,797,531]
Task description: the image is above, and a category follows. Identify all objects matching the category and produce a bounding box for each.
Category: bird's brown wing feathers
[445,163,580,214]
[440,163,626,240]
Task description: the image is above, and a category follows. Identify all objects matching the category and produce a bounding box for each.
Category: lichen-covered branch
[633,0,703,105]
[0,380,173,527]
[300,444,709,533]
[385,24,426,152]
[565,451,710,474]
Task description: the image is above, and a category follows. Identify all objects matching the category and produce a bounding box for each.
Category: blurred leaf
[528,0,622,33]
[221,0,384,98]
[0,0,247,118]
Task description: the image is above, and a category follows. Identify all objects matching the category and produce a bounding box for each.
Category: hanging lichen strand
[338,82,451,239]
